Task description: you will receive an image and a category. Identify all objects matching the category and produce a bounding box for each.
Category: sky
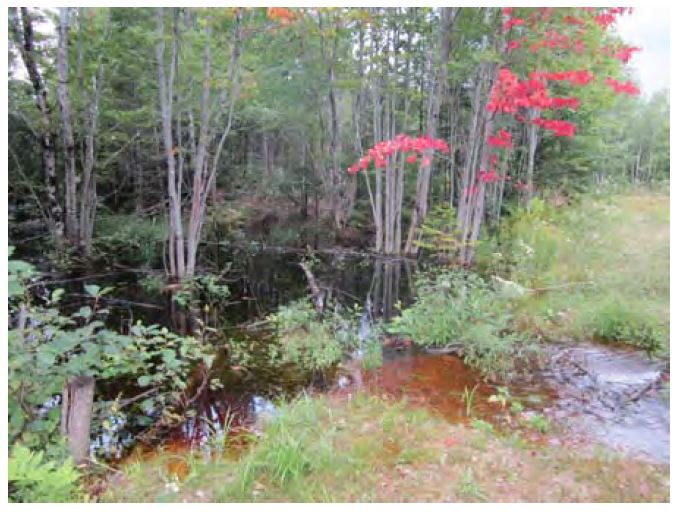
[614,7,671,97]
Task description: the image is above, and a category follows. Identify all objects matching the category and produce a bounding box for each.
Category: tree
[9,7,64,243]
[156,7,243,279]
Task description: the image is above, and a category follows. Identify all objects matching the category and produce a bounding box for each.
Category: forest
[6,6,671,503]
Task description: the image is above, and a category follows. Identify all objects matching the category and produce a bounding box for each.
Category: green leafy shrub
[8,255,214,456]
[139,273,165,295]
[203,204,247,242]
[390,270,535,379]
[267,225,302,247]
[173,274,231,309]
[361,335,384,370]
[8,245,36,296]
[267,300,347,371]
[263,295,378,373]
[8,445,84,503]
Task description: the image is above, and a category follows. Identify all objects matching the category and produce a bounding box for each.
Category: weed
[106,394,669,503]
[470,419,494,433]
[487,386,511,409]
[461,384,480,418]
[457,469,488,501]
[486,192,669,355]
[525,413,550,433]
[8,445,85,503]
[94,214,166,267]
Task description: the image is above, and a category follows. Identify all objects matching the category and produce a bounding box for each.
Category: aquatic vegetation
[266,299,368,372]
[461,384,480,418]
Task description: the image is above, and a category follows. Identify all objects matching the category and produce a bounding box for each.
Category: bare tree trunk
[394,14,413,253]
[525,107,540,209]
[299,262,324,314]
[133,143,144,213]
[61,376,95,464]
[185,20,213,277]
[57,7,79,245]
[10,7,64,243]
[185,11,242,278]
[370,16,384,252]
[458,9,507,265]
[156,7,185,279]
[327,27,345,229]
[404,7,457,255]
[262,132,272,188]
[462,113,493,264]
[457,74,483,230]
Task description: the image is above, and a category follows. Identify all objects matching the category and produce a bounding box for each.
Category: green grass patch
[105,394,669,502]
[480,192,669,355]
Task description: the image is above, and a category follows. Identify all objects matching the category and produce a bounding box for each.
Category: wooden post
[61,376,95,464]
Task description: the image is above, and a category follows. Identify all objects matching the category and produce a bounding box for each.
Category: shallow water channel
[40,247,669,466]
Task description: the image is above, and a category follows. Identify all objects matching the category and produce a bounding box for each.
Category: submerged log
[61,375,95,464]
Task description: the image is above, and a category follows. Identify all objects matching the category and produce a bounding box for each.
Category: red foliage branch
[347,134,449,175]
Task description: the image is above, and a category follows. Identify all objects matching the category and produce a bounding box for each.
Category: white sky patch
[614,7,670,97]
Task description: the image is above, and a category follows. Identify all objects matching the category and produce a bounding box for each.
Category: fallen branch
[116,387,160,408]
[66,294,165,310]
[299,261,324,314]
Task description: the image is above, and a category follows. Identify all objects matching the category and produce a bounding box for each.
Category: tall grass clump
[221,396,339,499]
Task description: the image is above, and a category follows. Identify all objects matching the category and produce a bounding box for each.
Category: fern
[8,445,84,503]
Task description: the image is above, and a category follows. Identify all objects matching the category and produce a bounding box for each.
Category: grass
[487,191,669,355]
[104,393,669,502]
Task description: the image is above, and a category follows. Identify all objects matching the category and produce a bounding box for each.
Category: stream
[31,246,669,465]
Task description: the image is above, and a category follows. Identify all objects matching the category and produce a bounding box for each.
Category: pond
[28,246,669,465]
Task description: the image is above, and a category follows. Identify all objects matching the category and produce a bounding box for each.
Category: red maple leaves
[613,46,641,64]
[347,134,449,175]
[605,78,641,96]
[532,118,576,137]
[593,7,632,29]
[266,7,298,26]
[487,69,584,116]
[487,129,513,149]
